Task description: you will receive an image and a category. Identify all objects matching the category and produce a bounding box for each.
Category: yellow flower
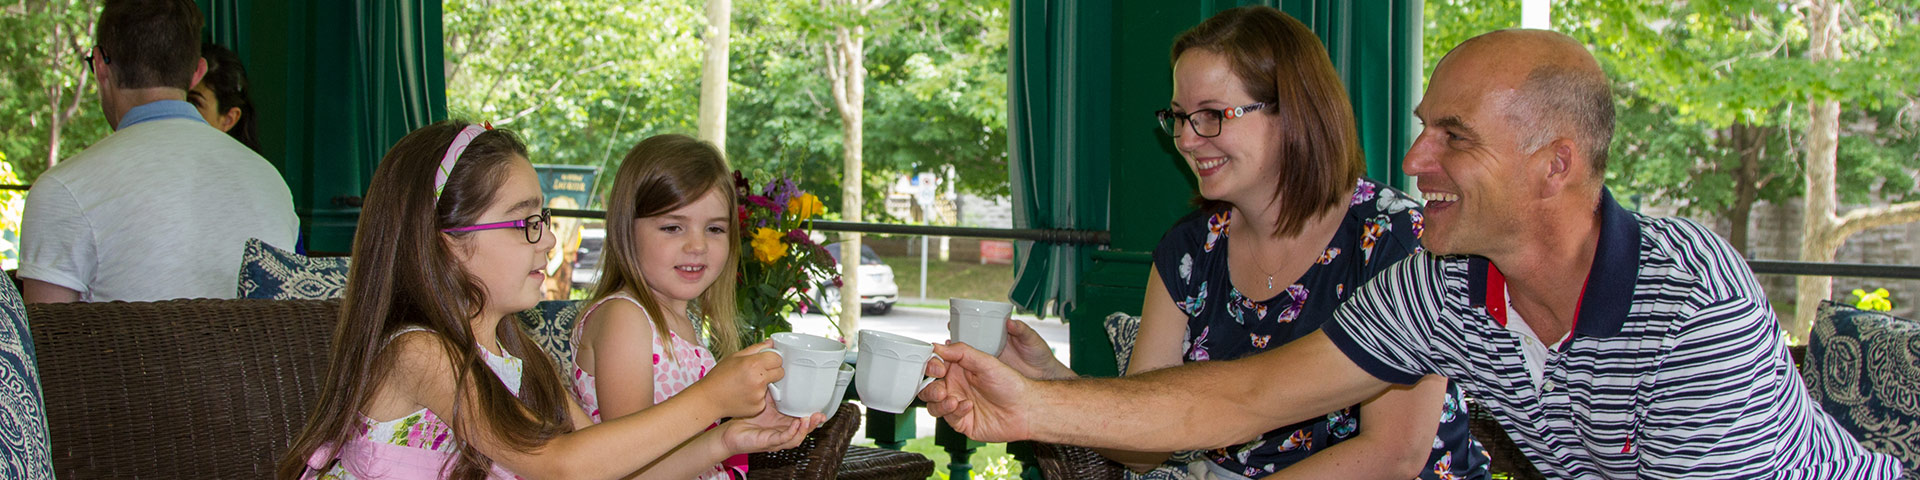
[787,193,825,219]
[751,227,789,263]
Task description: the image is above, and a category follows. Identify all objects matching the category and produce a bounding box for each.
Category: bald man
[917,30,1903,478]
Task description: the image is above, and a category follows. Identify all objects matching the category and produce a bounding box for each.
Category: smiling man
[916,29,1902,479]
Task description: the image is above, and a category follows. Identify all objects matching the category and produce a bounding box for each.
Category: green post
[1008,441,1042,480]
[937,419,983,480]
[865,408,916,450]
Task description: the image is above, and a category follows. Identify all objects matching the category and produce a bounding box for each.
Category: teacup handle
[915,376,936,394]
[763,348,785,402]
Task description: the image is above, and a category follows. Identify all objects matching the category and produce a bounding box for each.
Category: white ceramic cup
[766,332,847,417]
[822,364,856,420]
[949,298,1015,356]
[855,329,939,414]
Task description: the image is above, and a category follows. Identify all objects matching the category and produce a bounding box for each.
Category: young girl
[571,134,778,480]
[279,122,819,480]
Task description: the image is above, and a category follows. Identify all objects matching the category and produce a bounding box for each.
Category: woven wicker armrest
[836,445,933,480]
[749,402,863,479]
[1464,399,1544,480]
[1033,442,1125,480]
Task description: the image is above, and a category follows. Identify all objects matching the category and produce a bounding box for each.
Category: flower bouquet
[733,170,840,343]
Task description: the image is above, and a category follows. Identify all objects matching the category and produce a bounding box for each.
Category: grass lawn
[880,255,1018,308]
[854,436,1024,480]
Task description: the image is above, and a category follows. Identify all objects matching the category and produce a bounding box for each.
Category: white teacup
[949,298,1015,356]
[855,330,938,414]
[767,332,847,418]
[823,364,856,420]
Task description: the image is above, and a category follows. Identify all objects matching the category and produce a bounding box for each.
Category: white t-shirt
[20,116,298,302]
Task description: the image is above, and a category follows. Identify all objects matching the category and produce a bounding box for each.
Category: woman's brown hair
[592,134,743,357]
[1174,6,1365,238]
[278,121,575,479]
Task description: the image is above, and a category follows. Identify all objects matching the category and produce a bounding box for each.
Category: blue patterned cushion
[0,268,52,477]
[1103,312,1203,479]
[517,300,584,377]
[1804,301,1920,479]
[237,238,349,300]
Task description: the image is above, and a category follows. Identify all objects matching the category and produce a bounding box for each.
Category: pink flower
[747,195,781,214]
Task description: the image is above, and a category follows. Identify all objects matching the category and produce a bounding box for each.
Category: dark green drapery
[1007,0,1422,375]
[196,0,448,253]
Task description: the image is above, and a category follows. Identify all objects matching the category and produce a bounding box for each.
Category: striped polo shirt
[1323,189,1903,479]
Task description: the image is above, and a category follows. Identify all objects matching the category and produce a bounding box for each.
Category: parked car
[570,226,605,290]
[814,243,899,315]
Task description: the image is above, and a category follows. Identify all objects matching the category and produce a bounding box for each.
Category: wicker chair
[1464,399,1544,480]
[836,444,935,480]
[1033,442,1125,480]
[29,298,339,478]
[749,402,863,478]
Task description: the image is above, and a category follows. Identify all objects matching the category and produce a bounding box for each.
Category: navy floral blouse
[1151,178,1489,479]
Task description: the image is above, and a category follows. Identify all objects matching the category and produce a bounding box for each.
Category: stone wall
[1646,199,1920,318]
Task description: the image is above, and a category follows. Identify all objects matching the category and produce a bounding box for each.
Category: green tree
[725,0,1008,213]
[1793,0,1920,340]
[444,0,708,194]
[443,0,1010,218]
[0,0,109,184]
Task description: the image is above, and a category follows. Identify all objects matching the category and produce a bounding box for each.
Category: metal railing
[1747,260,1920,280]
[552,208,1112,245]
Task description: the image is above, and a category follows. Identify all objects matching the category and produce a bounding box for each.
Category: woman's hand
[689,341,785,418]
[996,319,1075,380]
[720,403,824,454]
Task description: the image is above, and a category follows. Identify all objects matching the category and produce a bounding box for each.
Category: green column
[865,407,917,450]
[937,419,983,479]
[197,0,448,253]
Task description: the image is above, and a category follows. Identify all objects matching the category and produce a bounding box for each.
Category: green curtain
[1006,1,1110,320]
[1007,0,1422,374]
[197,0,448,253]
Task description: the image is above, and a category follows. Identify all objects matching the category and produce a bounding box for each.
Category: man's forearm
[1027,335,1391,451]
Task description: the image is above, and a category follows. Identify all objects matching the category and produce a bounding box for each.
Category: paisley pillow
[0,268,52,477]
[1803,301,1920,479]
[236,238,349,300]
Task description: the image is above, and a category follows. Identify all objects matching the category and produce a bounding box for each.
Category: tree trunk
[1793,0,1844,343]
[825,12,869,339]
[1725,122,1767,256]
[1785,0,1920,341]
[697,0,731,152]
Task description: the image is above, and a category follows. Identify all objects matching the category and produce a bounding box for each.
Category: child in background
[572,134,803,479]
[280,122,816,480]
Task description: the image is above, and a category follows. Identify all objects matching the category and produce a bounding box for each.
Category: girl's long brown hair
[592,134,743,357]
[278,121,576,480]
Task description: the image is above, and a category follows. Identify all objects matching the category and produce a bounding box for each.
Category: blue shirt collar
[117,99,207,130]
[1467,187,1641,339]
[1571,187,1641,338]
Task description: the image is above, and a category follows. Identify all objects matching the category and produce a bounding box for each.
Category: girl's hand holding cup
[720,403,825,454]
[695,340,786,418]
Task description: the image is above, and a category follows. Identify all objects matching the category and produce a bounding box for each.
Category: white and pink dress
[570,292,746,479]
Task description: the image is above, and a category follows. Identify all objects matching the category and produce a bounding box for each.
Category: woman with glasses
[992,6,1487,480]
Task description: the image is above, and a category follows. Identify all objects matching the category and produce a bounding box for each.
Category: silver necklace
[1244,236,1286,290]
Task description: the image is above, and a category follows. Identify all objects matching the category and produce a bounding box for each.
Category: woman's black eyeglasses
[1154,102,1268,138]
[441,208,552,244]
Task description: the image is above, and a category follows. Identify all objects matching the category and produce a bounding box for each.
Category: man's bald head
[1439,29,1615,178]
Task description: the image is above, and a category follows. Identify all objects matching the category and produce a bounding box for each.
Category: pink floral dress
[308,327,525,480]
[570,293,746,479]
